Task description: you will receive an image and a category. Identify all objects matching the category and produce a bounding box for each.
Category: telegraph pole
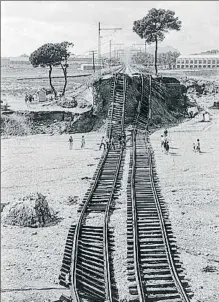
[89,50,97,73]
[109,40,112,68]
[98,22,101,68]
[98,22,122,71]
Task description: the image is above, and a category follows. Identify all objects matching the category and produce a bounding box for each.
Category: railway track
[58,70,193,302]
[126,74,192,301]
[59,71,127,301]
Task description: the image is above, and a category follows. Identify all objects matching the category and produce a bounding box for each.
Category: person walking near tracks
[196,139,201,153]
[81,135,85,149]
[164,128,168,138]
[105,137,109,149]
[164,139,170,154]
[69,135,73,150]
[99,136,105,150]
[110,136,116,150]
[118,135,122,148]
[161,135,165,149]
[121,132,126,148]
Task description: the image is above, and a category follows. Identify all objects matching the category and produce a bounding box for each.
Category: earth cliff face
[1,74,189,138]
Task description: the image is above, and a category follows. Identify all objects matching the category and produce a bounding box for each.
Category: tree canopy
[132,52,154,66]
[133,8,181,74]
[132,50,180,69]
[29,42,73,97]
[29,41,73,68]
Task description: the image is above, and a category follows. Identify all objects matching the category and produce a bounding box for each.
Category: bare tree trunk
[155,36,158,75]
[48,65,57,97]
[61,63,67,96]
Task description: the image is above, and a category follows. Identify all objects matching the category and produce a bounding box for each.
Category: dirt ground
[1,91,219,302]
[1,132,104,302]
[150,109,219,302]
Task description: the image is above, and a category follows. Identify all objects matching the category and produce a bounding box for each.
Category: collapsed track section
[127,131,192,302]
[127,74,192,302]
[59,72,127,302]
[58,71,193,302]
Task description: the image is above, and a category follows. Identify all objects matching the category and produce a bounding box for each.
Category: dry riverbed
[1,111,219,302]
[1,132,104,302]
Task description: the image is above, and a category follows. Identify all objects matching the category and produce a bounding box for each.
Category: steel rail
[70,72,126,301]
[147,142,190,302]
[70,74,118,302]
[130,129,146,302]
[129,74,147,301]
[103,74,127,302]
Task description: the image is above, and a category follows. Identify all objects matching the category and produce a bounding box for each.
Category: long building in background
[176,54,219,69]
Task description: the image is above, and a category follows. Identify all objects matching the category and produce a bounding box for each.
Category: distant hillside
[191,49,219,55]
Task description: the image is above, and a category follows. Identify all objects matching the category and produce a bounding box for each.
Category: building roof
[178,54,219,59]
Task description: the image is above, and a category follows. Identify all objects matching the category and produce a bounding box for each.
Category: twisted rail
[129,74,191,301]
[70,72,126,302]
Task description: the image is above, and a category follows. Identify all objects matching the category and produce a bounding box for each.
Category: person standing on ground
[110,136,116,150]
[164,140,169,154]
[105,137,109,149]
[161,135,165,149]
[118,135,122,148]
[122,132,126,148]
[99,136,105,150]
[69,136,73,150]
[164,128,168,137]
[81,136,85,148]
[166,141,170,154]
[196,139,201,153]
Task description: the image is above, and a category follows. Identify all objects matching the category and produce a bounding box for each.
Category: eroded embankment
[1,74,189,137]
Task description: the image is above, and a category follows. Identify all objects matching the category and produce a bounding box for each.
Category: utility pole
[98,22,122,72]
[89,50,97,73]
[109,40,112,68]
[98,22,101,68]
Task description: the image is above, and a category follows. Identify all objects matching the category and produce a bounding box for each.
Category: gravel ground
[150,109,219,302]
[109,148,131,301]
[1,100,219,302]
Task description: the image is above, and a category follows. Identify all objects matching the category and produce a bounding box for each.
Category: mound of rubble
[1,113,31,137]
[2,193,59,228]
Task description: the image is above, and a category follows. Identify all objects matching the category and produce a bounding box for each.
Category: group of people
[160,128,201,154]
[25,93,34,106]
[68,135,85,150]
[68,133,128,151]
[160,128,170,154]
[99,133,126,150]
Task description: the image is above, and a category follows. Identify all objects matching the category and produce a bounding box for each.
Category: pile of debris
[2,193,58,228]
[1,113,31,137]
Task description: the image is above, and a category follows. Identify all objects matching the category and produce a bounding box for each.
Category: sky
[1,1,219,57]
